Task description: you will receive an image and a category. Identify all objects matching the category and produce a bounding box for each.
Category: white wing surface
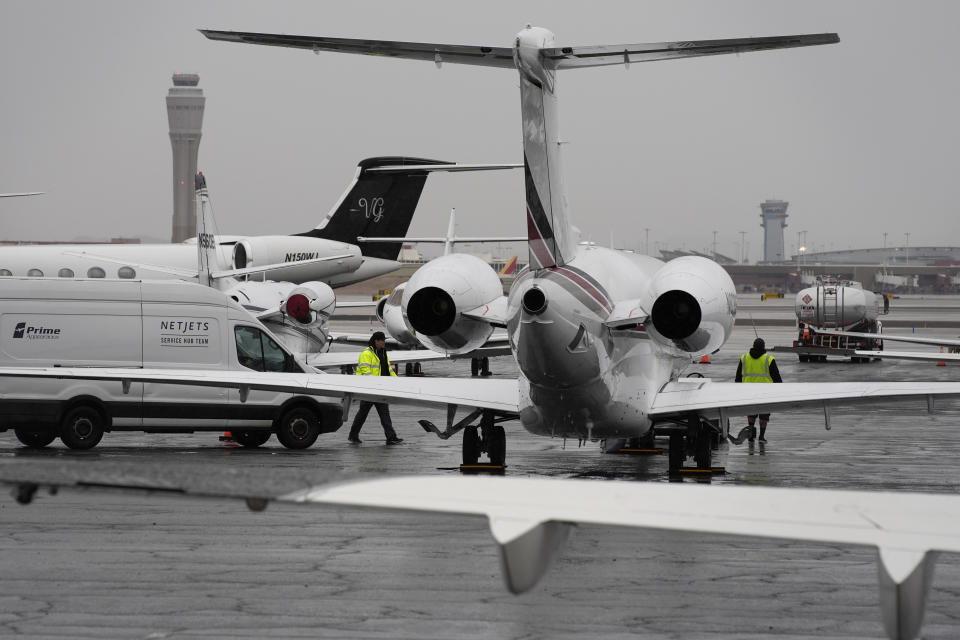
[650,379,960,426]
[286,475,959,640]
[820,328,960,349]
[0,368,519,414]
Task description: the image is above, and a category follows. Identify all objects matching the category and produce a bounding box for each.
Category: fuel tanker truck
[790,276,889,362]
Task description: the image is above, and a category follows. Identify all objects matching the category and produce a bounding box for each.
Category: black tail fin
[298,157,451,260]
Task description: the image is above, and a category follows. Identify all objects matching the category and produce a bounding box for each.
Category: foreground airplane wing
[0,368,519,414]
[2,465,954,640]
[650,379,960,427]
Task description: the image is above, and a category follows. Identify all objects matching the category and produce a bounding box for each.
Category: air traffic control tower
[759,199,789,263]
[166,73,205,243]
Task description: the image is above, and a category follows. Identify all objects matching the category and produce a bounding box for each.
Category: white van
[0,278,342,449]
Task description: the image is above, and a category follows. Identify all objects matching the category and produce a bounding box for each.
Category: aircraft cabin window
[87,266,105,278]
[27,268,43,277]
[58,268,75,278]
[117,266,136,279]
[0,269,11,276]
[234,325,297,373]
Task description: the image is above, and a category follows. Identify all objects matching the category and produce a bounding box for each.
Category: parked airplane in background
[0,158,513,287]
[0,192,43,198]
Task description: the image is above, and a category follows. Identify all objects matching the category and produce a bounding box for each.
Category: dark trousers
[349,401,397,440]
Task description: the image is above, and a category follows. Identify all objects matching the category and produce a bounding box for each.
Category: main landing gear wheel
[233,430,271,448]
[275,407,320,449]
[487,426,506,466]
[14,429,57,448]
[668,432,685,474]
[462,426,481,465]
[59,406,105,450]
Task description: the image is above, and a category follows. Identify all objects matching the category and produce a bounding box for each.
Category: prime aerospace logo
[12,322,61,340]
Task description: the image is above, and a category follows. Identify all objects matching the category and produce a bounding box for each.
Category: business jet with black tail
[0,158,509,287]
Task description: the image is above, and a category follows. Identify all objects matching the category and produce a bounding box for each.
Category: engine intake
[406,287,457,336]
[650,290,701,340]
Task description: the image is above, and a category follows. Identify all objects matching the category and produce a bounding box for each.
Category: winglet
[877,547,939,640]
[488,516,574,594]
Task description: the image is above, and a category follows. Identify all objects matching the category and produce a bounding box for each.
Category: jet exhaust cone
[651,290,701,340]
[406,287,457,336]
[522,287,547,315]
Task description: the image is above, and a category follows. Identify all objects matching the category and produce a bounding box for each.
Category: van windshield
[235,326,298,373]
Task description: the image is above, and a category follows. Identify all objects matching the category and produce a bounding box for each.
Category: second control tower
[759,199,789,263]
[166,73,205,243]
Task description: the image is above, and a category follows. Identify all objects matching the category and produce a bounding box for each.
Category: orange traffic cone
[700,354,710,364]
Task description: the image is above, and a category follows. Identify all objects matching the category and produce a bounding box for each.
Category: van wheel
[60,406,105,450]
[14,428,57,448]
[275,407,320,449]
[233,430,271,448]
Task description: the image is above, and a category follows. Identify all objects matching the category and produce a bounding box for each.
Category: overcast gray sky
[2,1,958,261]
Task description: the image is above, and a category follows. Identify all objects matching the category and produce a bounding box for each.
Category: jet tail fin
[194,172,220,288]
[299,157,520,261]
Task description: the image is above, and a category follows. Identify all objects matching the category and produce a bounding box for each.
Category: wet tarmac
[0,324,959,638]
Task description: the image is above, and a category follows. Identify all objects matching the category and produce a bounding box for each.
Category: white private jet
[0,158,513,287]
[7,25,960,638]
[327,206,521,372]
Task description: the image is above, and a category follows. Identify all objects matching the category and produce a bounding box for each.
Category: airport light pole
[905,232,910,264]
[712,230,717,259]
[644,228,650,256]
[739,230,747,264]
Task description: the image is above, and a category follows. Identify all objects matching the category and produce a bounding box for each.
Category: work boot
[386,437,404,445]
[759,426,767,442]
[348,433,362,444]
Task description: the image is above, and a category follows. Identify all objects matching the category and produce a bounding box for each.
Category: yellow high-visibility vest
[740,352,775,383]
[356,347,397,376]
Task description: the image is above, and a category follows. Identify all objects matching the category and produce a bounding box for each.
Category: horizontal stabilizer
[544,33,839,69]
[366,163,521,173]
[358,236,526,244]
[200,30,516,68]
[201,30,838,71]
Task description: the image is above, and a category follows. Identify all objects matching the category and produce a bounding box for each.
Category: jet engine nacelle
[643,256,736,355]
[402,254,502,354]
[283,281,336,329]
[232,236,362,283]
[376,283,418,347]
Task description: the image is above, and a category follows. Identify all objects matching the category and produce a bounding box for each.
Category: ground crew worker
[347,331,403,445]
[733,337,782,443]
